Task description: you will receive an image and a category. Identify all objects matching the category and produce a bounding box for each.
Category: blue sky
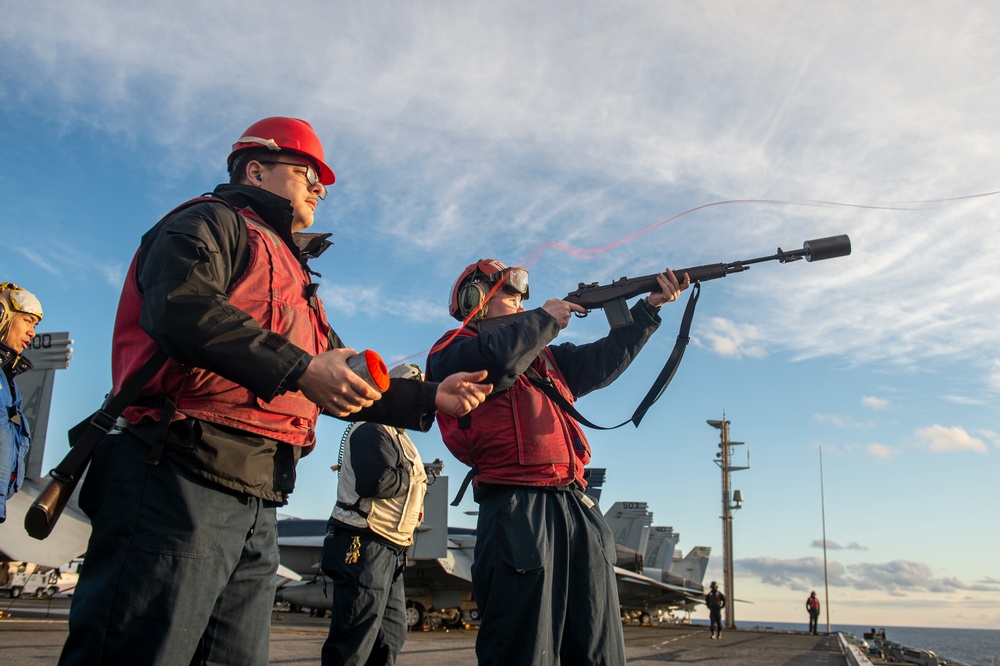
[2,1,998,629]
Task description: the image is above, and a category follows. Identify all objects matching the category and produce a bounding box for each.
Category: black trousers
[473,486,626,666]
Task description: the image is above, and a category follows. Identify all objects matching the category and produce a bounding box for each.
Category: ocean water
[738,621,1000,666]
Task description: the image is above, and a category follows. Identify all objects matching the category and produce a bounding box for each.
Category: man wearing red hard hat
[60,118,491,666]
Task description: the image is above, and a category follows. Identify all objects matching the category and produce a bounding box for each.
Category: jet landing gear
[406,601,426,630]
[440,608,464,629]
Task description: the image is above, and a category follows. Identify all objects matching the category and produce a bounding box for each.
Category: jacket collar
[211,184,334,263]
[212,183,300,253]
[0,340,32,379]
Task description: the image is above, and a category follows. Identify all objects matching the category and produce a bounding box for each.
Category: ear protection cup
[449,258,513,321]
[456,280,489,319]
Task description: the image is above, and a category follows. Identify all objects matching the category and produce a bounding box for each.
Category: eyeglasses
[260,161,328,200]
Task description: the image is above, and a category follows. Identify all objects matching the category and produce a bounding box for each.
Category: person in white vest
[320,363,430,666]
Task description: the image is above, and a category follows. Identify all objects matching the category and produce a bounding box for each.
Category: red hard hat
[228,117,336,185]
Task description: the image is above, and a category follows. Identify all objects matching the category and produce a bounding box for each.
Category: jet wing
[614,566,702,612]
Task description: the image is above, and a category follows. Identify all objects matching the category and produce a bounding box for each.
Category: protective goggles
[488,267,529,299]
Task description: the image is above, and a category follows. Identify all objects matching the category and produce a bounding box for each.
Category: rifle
[564,234,851,329]
[468,234,851,434]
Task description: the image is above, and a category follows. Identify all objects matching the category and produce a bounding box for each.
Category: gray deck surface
[1,598,848,665]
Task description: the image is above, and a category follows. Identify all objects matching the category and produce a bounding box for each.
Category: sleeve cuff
[278,354,312,393]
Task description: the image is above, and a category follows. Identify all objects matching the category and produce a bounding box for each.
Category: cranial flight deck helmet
[0,282,43,341]
[389,363,424,382]
[449,259,530,321]
[228,117,336,185]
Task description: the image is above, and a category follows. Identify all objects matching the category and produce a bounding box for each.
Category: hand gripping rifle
[566,234,852,329]
[474,234,852,432]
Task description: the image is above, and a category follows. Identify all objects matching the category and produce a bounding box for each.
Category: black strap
[143,395,177,465]
[449,286,701,505]
[50,349,169,482]
[450,465,478,507]
[630,282,700,426]
[336,500,370,520]
[527,283,701,430]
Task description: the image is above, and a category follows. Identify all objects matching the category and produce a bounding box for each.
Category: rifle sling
[51,349,169,482]
[630,281,700,427]
[526,282,700,430]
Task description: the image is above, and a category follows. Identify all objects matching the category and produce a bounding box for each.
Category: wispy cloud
[737,556,842,590]
[914,425,988,454]
[739,556,1000,595]
[14,247,61,276]
[866,443,898,460]
[12,241,125,289]
[861,395,888,410]
[943,394,987,406]
[813,413,869,429]
[695,317,766,358]
[811,539,866,551]
[319,284,383,320]
[979,429,1000,449]
[4,2,1000,376]
[990,359,1000,391]
[320,283,447,329]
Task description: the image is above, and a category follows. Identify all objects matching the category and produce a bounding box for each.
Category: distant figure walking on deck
[706,581,726,639]
[807,591,821,635]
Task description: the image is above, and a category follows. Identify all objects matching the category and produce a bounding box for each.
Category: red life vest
[807,597,820,611]
[111,201,331,448]
[435,327,591,487]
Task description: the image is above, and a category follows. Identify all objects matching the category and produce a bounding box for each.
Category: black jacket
[427,299,663,398]
[128,184,436,502]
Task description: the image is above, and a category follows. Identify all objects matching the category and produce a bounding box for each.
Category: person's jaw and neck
[243,156,326,233]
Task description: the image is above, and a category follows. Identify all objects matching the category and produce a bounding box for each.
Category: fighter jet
[275,472,711,628]
[603,501,710,619]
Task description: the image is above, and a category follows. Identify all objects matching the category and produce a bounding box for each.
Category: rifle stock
[23,409,97,540]
[24,475,79,540]
[24,348,168,539]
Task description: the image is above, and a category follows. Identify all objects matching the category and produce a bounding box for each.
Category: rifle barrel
[563,234,851,310]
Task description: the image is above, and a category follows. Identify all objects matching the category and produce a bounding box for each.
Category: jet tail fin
[644,526,678,570]
[603,501,651,552]
[671,546,712,583]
